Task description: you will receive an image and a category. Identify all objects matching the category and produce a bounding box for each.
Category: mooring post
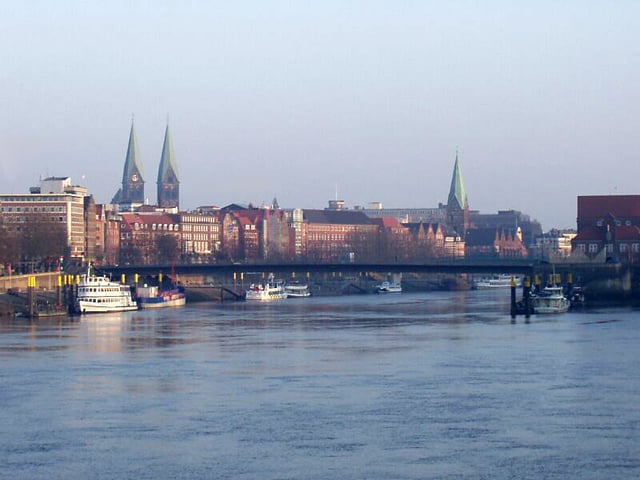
[510,277,517,320]
[57,275,63,307]
[524,276,531,320]
[28,276,35,319]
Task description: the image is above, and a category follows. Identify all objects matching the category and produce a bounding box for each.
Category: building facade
[572,195,640,262]
[0,177,88,263]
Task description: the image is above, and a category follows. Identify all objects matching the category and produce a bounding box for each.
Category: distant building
[572,195,640,262]
[119,211,181,264]
[180,210,221,260]
[0,176,89,260]
[297,209,378,262]
[530,229,576,261]
[470,210,542,248]
[465,227,527,258]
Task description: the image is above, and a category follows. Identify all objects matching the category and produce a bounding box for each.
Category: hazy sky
[2,1,639,229]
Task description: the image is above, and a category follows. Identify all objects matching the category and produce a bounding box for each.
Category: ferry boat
[75,266,138,314]
[136,285,186,309]
[376,281,402,293]
[246,280,287,301]
[473,274,522,289]
[532,286,570,314]
[284,283,311,298]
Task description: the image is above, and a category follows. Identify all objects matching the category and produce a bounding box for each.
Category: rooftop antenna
[335,182,338,201]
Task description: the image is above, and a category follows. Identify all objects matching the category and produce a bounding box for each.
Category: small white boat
[474,275,522,289]
[75,266,138,314]
[532,286,570,314]
[136,285,186,309]
[376,281,402,293]
[246,280,287,301]
[285,284,311,298]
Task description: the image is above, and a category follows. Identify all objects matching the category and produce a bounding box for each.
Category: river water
[1,289,639,479]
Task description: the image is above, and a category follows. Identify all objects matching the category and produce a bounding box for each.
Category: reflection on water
[1,290,639,479]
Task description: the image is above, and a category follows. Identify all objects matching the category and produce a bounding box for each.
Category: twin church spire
[112,122,179,209]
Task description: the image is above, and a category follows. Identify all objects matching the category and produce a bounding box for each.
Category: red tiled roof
[372,217,403,228]
[578,195,640,219]
[614,225,640,240]
[120,212,179,227]
[572,226,602,242]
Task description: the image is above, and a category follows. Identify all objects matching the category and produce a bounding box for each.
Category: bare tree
[17,215,66,270]
[156,234,180,264]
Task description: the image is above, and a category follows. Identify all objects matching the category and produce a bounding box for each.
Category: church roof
[157,125,179,183]
[122,123,144,184]
[447,152,468,210]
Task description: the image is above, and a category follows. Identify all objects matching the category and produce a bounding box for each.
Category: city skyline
[2,2,639,230]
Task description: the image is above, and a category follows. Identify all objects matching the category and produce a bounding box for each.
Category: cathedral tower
[112,122,145,206]
[157,125,180,209]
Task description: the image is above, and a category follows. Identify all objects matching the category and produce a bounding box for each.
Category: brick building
[572,195,640,262]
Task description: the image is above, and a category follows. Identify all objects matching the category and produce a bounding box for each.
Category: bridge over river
[101,259,639,301]
[103,259,536,278]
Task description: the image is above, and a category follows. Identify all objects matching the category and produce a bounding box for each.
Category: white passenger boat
[246,280,287,301]
[376,281,402,293]
[136,285,186,309]
[532,286,570,314]
[473,274,522,289]
[75,266,138,313]
[284,283,311,298]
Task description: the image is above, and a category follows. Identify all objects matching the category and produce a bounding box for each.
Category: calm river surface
[1,290,639,479]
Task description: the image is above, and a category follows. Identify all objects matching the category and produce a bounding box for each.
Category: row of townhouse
[2,177,544,271]
[104,205,467,266]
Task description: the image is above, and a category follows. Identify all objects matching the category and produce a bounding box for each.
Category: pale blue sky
[1,1,638,229]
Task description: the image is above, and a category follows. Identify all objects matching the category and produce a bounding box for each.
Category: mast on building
[157,124,180,209]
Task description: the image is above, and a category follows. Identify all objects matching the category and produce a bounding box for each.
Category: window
[577,244,586,253]
[589,243,599,253]
[620,243,628,253]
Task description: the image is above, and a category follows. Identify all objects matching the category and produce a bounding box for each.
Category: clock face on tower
[131,174,138,182]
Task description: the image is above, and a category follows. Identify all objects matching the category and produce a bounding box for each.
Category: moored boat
[285,283,311,298]
[136,285,186,309]
[532,285,570,314]
[473,274,522,289]
[246,280,287,301]
[75,266,138,314]
[376,281,402,293]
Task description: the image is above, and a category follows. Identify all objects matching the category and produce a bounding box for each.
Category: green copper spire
[157,124,180,209]
[122,122,144,185]
[447,150,468,210]
[157,125,179,183]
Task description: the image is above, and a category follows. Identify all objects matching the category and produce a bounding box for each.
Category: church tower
[112,122,145,206]
[157,125,180,209]
[446,151,470,238]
